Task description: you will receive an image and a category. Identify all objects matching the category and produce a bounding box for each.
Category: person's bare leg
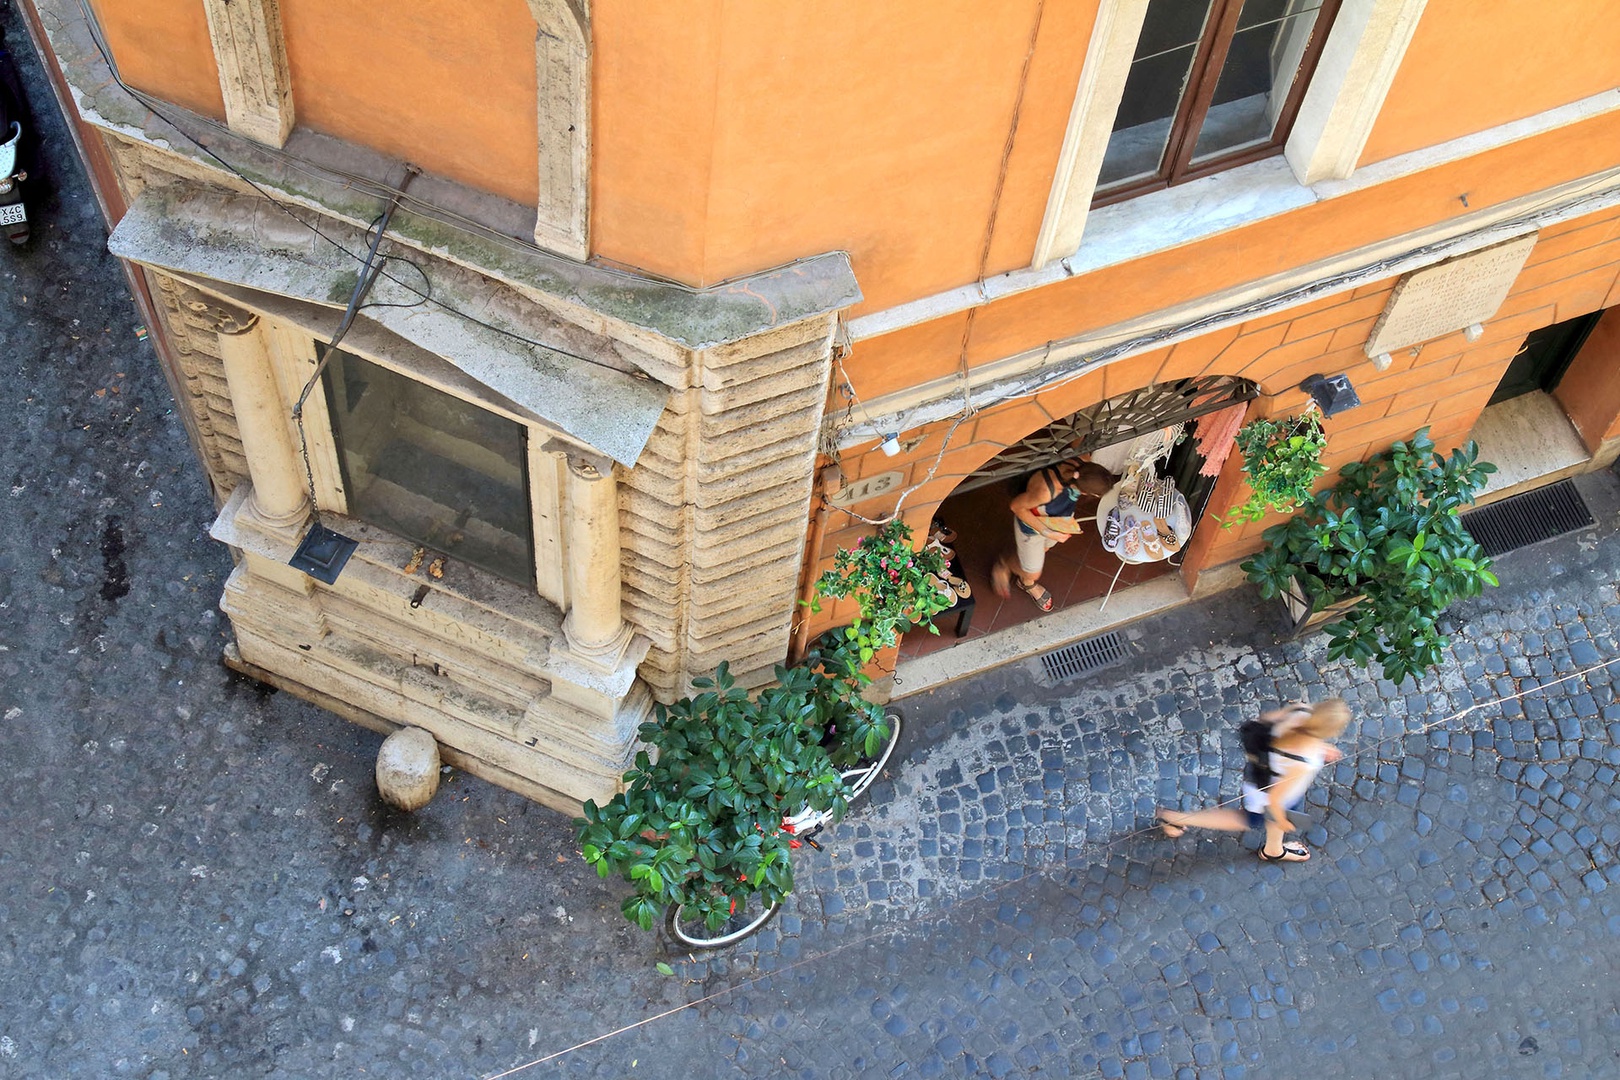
[1157,806,1248,835]
[990,555,1012,597]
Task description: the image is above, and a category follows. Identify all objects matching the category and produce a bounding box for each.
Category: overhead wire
[288,184,416,528]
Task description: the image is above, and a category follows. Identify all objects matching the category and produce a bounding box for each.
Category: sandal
[930,519,958,546]
[945,574,971,600]
[1014,577,1054,612]
[1259,844,1311,863]
[1102,508,1122,551]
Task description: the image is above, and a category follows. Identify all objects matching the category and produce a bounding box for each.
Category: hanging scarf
[1195,403,1247,477]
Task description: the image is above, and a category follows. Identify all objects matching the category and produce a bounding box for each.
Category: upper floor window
[1095,0,1341,205]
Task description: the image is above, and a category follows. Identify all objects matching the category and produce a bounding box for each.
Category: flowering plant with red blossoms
[811,520,950,664]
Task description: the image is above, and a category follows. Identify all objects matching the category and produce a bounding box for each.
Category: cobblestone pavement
[4,15,1620,1078]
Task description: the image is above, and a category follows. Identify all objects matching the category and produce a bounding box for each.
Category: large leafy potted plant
[1241,428,1498,685]
[574,521,948,942]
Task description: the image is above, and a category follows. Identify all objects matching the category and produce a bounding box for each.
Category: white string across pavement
[482,651,1619,1078]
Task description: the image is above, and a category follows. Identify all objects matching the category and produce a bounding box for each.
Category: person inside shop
[991,458,1118,611]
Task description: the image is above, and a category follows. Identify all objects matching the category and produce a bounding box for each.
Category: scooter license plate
[0,203,26,225]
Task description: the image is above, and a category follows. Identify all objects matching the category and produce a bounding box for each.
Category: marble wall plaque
[1365,233,1538,356]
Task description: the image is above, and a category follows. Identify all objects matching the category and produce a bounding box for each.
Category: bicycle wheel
[666,893,782,949]
[842,709,903,808]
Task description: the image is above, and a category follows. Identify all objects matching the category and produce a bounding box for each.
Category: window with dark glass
[322,348,535,588]
[1095,0,1340,205]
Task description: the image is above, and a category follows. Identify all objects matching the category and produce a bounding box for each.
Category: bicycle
[663,708,904,949]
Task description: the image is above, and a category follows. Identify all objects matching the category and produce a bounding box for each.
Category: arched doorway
[900,374,1257,661]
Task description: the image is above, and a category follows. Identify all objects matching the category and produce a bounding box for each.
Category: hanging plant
[1223,409,1329,526]
[575,521,948,938]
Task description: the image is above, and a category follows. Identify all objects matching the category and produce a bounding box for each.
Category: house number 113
[827,470,902,508]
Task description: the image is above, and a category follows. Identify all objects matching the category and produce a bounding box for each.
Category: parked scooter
[0,23,32,244]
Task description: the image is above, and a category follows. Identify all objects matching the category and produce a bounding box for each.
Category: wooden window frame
[1094,0,1343,208]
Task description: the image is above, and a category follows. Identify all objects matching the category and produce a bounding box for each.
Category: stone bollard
[375,726,441,811]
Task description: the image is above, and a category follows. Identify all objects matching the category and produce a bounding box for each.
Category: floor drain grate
[1461,479,1593,558]
[1041,630,1129,683]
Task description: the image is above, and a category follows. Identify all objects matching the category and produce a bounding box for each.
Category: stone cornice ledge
[35,0,861,352]
[832,168,1620,451]
[848,88,1620,343]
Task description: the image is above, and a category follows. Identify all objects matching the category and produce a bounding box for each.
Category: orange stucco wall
[844,108,1620,403]
[88,0,224,122]
[592,0,1098,306]
[590,1,721,280]
[1554,305,1620,450]
[1358,0,1620,167]
[88,0,1619,318]
[280,0,538,208]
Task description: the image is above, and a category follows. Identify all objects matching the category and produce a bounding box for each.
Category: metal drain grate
[1461,479,1593,558]
[1041,630,1129,683]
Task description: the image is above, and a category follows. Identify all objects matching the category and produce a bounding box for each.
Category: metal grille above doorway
[957,374,1258,493]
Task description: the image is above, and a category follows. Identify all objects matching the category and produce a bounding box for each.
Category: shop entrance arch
[899,373,1258,665]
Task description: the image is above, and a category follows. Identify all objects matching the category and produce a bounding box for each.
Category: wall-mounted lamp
[879,433,902,457]
[1300,373,1362,418]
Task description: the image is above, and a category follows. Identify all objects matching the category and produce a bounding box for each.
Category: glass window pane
[1097,0,1216,190]
[1190,0,1327,164]
[323,349,535,588]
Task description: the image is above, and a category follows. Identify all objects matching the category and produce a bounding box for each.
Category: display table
[1095,482,1191,610]
[927,554,975,637]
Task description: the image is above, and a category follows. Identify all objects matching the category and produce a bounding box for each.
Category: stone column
[212,308,309,535]
[555,447,632,669]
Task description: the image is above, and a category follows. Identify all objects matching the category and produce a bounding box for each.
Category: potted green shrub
[1241,427,1498,685]
[1224,409,1329,526]
[574,521,948,944]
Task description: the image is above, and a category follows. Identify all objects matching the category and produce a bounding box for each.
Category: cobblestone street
[3,9,1620,1077]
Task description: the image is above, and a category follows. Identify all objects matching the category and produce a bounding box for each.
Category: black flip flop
[1259,844,1311,863]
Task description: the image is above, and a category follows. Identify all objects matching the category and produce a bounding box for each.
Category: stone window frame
[1090,0,1345,209]
[216,292,576,608]
[1033,0,1428,267]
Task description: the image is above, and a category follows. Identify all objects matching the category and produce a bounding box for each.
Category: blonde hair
[1295,698,1350,739]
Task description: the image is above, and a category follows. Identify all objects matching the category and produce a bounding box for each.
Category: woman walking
[1155,698,1350,863]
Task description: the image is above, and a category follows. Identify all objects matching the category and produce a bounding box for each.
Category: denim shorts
[1241,782,1303,830]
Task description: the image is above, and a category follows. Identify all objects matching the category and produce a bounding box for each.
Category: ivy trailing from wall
[1224,410,1329,526]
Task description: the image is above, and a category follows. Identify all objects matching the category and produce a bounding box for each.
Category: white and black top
[1241,744,1326,815]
